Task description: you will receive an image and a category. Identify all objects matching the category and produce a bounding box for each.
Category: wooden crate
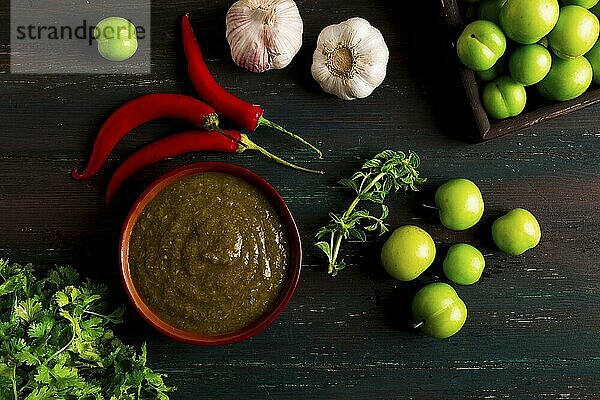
[440,0,600,140]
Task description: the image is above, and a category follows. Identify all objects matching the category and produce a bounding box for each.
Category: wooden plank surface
[1,0,600,399]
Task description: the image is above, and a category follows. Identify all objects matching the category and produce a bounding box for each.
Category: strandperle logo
[10,0,151,74]
[14,20,147,46]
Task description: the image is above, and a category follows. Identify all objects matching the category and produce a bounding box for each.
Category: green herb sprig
[315,150,426,276]
[0,260,175,399]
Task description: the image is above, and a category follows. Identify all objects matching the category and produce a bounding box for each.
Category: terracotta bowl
[120,162,302,345]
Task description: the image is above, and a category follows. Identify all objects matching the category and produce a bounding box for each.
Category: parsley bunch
[315,150,426,276]
[0,260,175,399]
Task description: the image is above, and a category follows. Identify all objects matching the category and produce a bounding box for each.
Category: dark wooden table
[2,1,599,398]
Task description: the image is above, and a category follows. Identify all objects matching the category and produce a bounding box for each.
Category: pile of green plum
[457,0,600,120]
[380,178,541,339]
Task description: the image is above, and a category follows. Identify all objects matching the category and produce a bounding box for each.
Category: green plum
[435,178,484,231]
[95,17,138,62]
[562,0,599,8]
[585,39,600,83]
[475,56,506,81]
[457,20,507,71]
[492,208,541,255]
[548,5,599,59]
[412,283,467,339]
[482,76,527,119]
[537,55,593,100]
[500,0,560,44]
[463,4,479,22]
[381,226,436,281]
[443,244,486,285]
[478,0,509,25]
[509,44,552,85]
[591,2,600,16]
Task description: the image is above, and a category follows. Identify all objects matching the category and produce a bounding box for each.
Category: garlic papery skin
[226,0,303,73]
[311,17,389,100]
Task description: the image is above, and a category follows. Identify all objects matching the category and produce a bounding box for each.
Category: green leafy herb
[315,150,426,276]
[0,260,175,399]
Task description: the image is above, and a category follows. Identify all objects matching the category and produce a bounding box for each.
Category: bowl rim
[119,162,302,346]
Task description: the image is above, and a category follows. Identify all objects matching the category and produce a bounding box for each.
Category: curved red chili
[72,94,221,180]
[182,14,261,131]
[181,14,322,157]
[106,130,240,204]
[106,129,324,205]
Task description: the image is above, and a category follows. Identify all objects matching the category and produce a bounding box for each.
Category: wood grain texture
[1,0,600,399]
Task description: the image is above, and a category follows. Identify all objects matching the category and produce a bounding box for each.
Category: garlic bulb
[226,0,303,73]
[311,17,389,100]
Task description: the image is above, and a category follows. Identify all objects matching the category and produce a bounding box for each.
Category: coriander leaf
[54,291,69,308]
[0,260,176,399]
[0,362,12,378]
[27,319,53,340]
[0,275,24,297]
[24,386,53,400]
[15,298,42,323]
[16,347,39,366]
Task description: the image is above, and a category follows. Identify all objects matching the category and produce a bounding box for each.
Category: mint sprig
[315,150,426,276]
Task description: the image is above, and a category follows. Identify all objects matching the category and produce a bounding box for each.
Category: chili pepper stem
[258,115,322,158]
[239,134,324,175]
[212,127,249,149]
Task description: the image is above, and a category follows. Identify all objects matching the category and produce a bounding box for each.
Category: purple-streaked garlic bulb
[226,0,303,73]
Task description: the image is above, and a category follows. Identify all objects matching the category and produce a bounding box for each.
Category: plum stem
[412,321,424,330]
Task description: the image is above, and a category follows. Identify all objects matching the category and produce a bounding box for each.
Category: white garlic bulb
[311,17,389,100]
[226,0,303,73]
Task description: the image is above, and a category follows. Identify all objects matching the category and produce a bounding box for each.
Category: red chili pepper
[181,14,322,158]
[72,94,223,180]
[106,129,323,205]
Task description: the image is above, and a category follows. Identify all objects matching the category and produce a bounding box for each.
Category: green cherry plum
[482,76,527,120]
[562,0,599,8]
[585,39,600,84]
[492,208,541,255]
[537,55,593,100]
[500,0,560,44]
[457,20,507,71]
[463,4,479,22]
[475,56,506,81]
[95,17,138,62]
[548,5,599,59]
[381,226,436,281]
[509,44,552,85]
[443,244,486,285]
[435,178,484,231]
[412,283,467,339]
[591,2,600,16]
[478,0,509,25]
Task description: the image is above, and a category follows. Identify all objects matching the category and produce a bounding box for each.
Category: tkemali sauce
[129,172,289,335]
